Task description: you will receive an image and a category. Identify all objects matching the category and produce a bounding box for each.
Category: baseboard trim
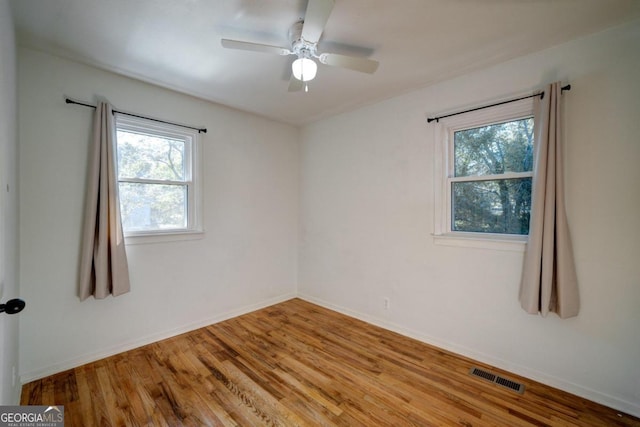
[20,293,296,384]
[297,293,640,418]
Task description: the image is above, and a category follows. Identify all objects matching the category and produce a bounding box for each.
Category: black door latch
[0,299,25,315]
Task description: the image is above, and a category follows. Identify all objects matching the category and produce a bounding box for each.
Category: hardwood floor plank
[96,364,131,426]
[20,380,42,406]
[195,346,288,426]
[73,367,99,427]
[180,351,241,427]
[21,298,640,426]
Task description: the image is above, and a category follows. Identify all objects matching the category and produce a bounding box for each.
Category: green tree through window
[115,114,200,235]
[452,118,533,234]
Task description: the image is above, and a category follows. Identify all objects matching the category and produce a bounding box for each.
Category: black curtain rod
[427,84,571,123]
[65,98,208,134]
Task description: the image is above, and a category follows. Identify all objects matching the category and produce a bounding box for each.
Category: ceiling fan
[221,0,379,92]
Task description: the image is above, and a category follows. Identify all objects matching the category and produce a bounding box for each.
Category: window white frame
[433,97,534,251]
[115,114,203,244]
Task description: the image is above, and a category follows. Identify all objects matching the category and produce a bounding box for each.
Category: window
[115,114,202,240]
[433,98,534,249]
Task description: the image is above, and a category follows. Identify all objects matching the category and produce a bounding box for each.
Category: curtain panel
[519,82,579,318]
[78,101,130,300]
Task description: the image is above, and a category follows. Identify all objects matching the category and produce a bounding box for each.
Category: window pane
[119,183,187,232]
[452,178,531,234]
[454,118,533,177]
[117,130,185,181]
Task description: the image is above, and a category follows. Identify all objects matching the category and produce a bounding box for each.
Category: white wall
[299,21,640,416]
[18,48,299,381]
[0,0,20,404]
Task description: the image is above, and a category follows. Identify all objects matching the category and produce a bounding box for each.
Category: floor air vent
[469,367,525,394]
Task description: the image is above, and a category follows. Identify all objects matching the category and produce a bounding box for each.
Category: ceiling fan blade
[318,53,379,74]
[288,76,304,92]
[301,0,335,44]
[221,39,291,56]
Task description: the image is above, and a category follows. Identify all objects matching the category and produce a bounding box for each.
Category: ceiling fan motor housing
[289,21,317,59]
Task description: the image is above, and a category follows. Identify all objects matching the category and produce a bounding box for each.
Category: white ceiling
[10,0,640,125]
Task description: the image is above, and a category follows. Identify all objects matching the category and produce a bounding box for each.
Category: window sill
[124,230,204,245]
[432,232,526,252]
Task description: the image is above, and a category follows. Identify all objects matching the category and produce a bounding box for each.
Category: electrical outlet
[384,297,390,310]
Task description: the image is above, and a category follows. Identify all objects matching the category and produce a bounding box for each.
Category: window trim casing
[432,97,535,251]
[114,114,203,244]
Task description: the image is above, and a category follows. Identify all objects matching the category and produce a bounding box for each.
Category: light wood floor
[22,298,640,426]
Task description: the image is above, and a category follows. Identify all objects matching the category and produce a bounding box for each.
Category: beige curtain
[78,101,130,300]
[519,82,579,318]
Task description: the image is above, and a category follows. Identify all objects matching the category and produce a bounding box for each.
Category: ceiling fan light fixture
[292,57,317,81]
